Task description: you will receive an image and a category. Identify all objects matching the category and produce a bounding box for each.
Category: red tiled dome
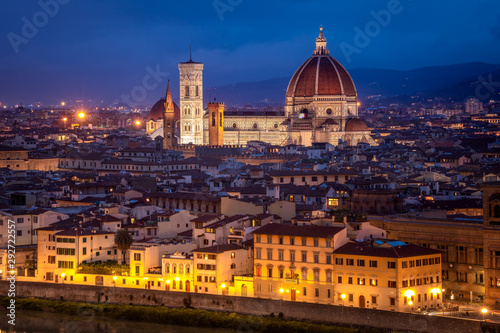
[286,55,356,98]
[286,27,356,99]
[345,118,368,132]
[148,98,180,121]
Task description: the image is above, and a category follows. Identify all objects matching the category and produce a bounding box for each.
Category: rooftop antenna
[190,44,192,61]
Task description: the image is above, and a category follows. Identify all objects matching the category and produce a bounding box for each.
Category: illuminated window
[328,198,339,206]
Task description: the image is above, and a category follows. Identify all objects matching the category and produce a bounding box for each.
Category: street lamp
[61,273,66,284]
[481,308,488,321]
[404,290,415,312]
[78,112,85,119]
[113,276,117,287]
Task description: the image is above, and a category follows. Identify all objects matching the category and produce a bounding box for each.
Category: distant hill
[206,62,500,106]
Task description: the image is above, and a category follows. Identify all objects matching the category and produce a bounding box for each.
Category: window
[346,259,354,266]
[326,270,332,282]
[326,255,332,264]
[290,251,295,262]
[278,251,284,261]
[388,261,396,269]
[279,237,283,245]
[135,266,140,274]
[313,239,319,247]
[302,238,307,246]
[256,235,261,243]
[303,287,307,296]
[348,277,353,284]
[357,277,365,285]
[390,297,395,306]
[17,230,22,237]
[357,259,365,267]
[475,248,483,265]
[314,253,319,264]
[457,246,467,264]
[402,261,408,268]
[134,253,141,261]
[327,289,331,298]
[82,248,86,255]
[17,217,24,223]
[348,294,353,302]
[302,252,307,262]
[313,269,319,282]
[267,236,272,244]
[369,260,377,268]
[336,258,343,265]
[267,250,273,260]
[268,268,273,278]
[301,269,307,281]
[388,281,396,288]
[337,276,342,283]
[371,296,377,304]
[290,237,295,245]
[185,86,189,97]
[256,249,261,259]
[315,288,319,297]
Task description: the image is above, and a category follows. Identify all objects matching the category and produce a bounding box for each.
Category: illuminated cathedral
[147,27,374,147]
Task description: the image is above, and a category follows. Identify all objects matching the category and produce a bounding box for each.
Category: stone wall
[0,281,481,333]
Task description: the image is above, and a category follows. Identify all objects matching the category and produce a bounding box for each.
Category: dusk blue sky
[0,0,499,106]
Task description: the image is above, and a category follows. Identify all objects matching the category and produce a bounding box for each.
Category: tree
[114,229,134,265]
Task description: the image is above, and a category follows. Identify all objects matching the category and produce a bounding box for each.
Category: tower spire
[314,25,329,55]
[165,80,173,112]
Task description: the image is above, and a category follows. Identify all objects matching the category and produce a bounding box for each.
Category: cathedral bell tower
[208,101,224,146]
[179,49,204,145]
[163,82,176,149]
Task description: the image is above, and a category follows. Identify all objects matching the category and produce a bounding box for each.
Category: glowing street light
[279,288,284,294]
[61,102,66,106]
[221,283,226,289]
[61,272,66,284]
[78,112,85,119]
[135,120,141,126]
[482,308,488,321]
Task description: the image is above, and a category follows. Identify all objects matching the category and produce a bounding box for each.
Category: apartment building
[334,240,443,312]
[252,224,348,303]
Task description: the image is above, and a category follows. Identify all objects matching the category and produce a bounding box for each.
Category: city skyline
[0,0,499,106]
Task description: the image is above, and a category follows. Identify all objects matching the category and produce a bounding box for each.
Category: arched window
[495,205,500,218]
[196,86,199,97]
[165,264,170,274]
[173,264,177,274]
[179,281,183,289]
[179,264,184,274]
[313,269,320,281]
[326,270,332,282]
[301,268,308,281]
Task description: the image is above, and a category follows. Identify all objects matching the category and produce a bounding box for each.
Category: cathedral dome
[148,98,180,121]
[286,27,356,99]
[345,117,368,132]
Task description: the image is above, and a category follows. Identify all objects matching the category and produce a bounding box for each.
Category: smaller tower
[163,82,176,149]
[208,101,224,146]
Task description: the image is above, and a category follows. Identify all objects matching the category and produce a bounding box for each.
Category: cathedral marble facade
[147,27,374,147]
